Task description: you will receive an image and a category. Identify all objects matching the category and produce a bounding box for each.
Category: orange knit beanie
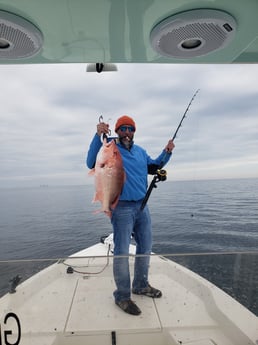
[115,115,136,132]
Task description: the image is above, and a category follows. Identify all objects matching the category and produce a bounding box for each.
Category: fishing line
[61,244,111,275]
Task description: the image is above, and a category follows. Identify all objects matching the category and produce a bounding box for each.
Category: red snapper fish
[89,138,125,217]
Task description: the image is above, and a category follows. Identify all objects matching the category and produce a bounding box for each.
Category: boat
[0,1,258,344]
[0,234,257,345]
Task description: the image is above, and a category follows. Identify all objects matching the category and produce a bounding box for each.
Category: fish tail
[104,210,112,218]
[92,206,112,218]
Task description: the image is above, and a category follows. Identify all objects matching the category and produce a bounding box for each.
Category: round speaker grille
[150,9,236,58]
[0,10,43,59]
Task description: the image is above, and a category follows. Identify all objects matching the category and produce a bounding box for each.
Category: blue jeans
[111,200,152,302]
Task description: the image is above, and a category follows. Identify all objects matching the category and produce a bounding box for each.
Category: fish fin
[110,194,120,210]
[88,168,95,176]
[92,189,104,203]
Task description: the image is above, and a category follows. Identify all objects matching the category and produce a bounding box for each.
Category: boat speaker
[0,10,43,59]
[150,9,236,58]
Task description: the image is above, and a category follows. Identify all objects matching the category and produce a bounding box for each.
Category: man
[86,115,175,315]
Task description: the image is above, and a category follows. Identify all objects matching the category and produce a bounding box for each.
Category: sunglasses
[119,125,135,132]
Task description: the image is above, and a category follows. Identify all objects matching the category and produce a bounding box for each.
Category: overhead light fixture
[150,9,237,59]
[86,63,118,73]
[0,10,43,60]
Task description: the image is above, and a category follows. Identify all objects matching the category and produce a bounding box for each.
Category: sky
[0,63,258,188]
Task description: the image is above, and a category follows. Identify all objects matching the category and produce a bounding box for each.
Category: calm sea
[0,178,258,315]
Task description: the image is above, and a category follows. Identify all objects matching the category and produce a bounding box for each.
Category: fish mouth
[104,139,115,147]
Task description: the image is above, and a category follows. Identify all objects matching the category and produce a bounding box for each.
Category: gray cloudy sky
[0,63,258,188]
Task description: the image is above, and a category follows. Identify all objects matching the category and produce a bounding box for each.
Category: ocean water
[0,178,258,315]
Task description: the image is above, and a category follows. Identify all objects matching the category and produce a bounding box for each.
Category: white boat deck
[0,239,258,345]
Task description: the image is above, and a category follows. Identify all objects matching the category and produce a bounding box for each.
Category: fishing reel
[140,169,167,210]
[156,169,167,182]
[151,168,167,189]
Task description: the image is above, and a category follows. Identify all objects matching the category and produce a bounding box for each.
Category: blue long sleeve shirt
[86,134,172,201]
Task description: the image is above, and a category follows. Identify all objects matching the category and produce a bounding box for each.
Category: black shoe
[133,284,162,298]
[115,299,141,315]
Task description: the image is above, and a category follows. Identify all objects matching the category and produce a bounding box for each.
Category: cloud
[0,63,258,188]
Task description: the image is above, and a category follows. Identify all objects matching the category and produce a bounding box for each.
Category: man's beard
[119,135,134,150]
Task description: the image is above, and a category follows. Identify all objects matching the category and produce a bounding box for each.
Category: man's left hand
[165,140,175,153]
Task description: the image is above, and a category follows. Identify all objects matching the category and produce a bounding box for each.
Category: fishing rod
[171,89,200,141]
[141,89,200,211]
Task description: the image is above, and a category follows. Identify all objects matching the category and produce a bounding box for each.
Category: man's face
[117,125,135,148]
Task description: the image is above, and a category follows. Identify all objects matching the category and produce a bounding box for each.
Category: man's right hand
[97,122,109,136]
